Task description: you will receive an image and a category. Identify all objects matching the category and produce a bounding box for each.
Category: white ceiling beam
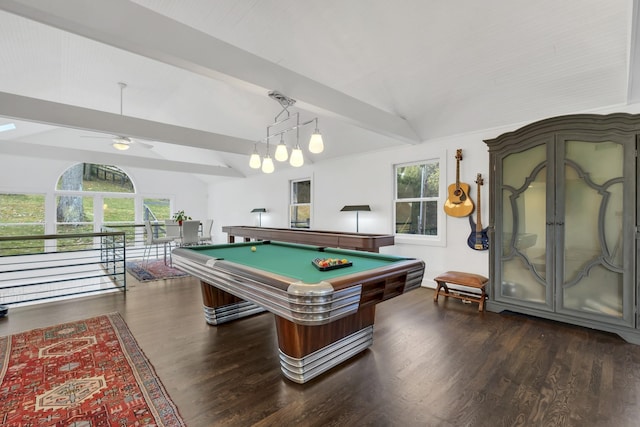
[0,140,244,177]
[0,0,421,144]
[0,92,255,156]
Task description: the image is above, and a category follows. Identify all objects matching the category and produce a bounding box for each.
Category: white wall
[0,154,209,226]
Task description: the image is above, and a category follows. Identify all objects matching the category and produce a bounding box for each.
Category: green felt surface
[187,241,406,283]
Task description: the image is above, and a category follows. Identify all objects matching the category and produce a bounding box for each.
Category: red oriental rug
[0,313,185,426]
[126,260,189,282]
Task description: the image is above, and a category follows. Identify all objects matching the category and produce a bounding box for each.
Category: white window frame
[289,178,312,229]
[393,155,447,247]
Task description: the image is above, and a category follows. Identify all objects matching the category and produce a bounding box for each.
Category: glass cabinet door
[498,143,552,309]
[557,139,632,325]
[497,137,634,325]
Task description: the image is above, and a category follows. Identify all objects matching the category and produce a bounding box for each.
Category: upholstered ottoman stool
[433,271,489,312]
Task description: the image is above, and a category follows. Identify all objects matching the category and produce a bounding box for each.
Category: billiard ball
[251,246,257,252]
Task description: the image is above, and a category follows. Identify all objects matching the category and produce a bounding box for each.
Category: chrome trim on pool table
[279,326,374,383]
[287,280,334,296]
[172,252,363,325]
[405,268,425,291]
[203,300,266,325]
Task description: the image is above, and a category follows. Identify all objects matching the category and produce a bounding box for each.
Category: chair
[180,220,201,246]
[199,219,214,244]
[165,219,182,244]
[143,221,175,265]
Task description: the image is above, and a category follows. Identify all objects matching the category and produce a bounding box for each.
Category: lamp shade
[249,152,262,169]
[309,129,324,154]
[262,155,275,173]
[251,208,267,213]
[112,141,130,151]
[112,143,130,151]
[274,142,289,161]
[340,205,371,212]
[308,130,324,154]
[290,147,304,167]
[112,136,132,151]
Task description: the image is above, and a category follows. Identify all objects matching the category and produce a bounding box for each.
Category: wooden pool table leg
[275,305,376,383]
[200,281,266,325]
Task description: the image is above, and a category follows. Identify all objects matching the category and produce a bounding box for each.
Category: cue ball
[251,246,257,252]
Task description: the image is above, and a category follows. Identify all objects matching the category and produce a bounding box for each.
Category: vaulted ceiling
[0,0,637,182]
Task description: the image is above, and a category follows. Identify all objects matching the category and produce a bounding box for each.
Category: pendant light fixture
[274,134,289,162]
[308,118,324,154]
[249,91,324,173]
[290,145,304,167]
[249,144,262,169]
[262,154,275,173]
[261,138,274,173]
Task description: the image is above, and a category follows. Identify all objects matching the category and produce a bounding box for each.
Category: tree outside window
[55,163,141,250]
[290,179,311,229]
[56,163,135,227]
[395,161,440,235]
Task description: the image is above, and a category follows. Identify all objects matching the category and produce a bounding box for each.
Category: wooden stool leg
[478,288,486,312]
[433,281,449,303]
[433,281,442,302]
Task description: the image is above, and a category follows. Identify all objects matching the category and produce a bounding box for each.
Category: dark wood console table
[221,226,394,252]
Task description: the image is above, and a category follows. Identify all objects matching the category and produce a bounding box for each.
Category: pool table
[172,240,425,383]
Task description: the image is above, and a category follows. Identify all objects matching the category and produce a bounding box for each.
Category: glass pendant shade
[308,129,324,154]
[290,147,304,167]
[249,152,262,169]
[275,140,289,161]
[262,155,275,173]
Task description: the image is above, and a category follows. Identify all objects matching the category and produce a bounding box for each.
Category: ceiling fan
[82,82,153,151]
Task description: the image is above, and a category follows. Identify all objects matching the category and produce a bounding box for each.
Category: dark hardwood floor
[2,274,640,427]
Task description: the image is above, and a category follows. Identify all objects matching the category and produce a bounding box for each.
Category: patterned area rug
[0,313,185,426]
[126,260,189,282]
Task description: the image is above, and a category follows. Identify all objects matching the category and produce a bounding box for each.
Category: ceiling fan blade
[136,141,154,149]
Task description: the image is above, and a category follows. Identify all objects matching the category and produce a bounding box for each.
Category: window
[54,163,167,249]
[56,195,94,232]
[103,197,135,224]
[57,163,134,193]
[143,198,171,222]
[394,160,440,236]
[290,179,311,229]
[56,163,136,230]
[0,193,46,254]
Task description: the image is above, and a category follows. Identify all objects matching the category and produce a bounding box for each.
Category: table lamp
[251,208,267,226]
[340,205,371,232]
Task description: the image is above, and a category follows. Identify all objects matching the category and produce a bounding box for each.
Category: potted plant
[172,210,192,226]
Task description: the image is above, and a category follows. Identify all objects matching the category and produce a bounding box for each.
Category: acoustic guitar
[443,149,474,217]
[467,173,489,250]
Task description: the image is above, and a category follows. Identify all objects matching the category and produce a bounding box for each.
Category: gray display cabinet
[484,114,640,343]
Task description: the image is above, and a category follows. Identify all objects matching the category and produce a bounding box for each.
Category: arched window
[55,163,170,236]
[57,163,135,193]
